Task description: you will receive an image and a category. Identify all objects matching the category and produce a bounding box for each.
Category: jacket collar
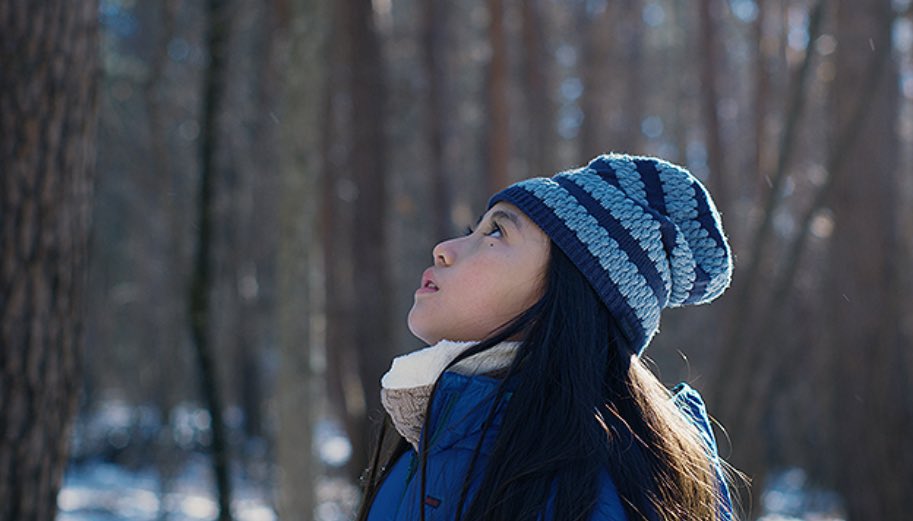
[381,339,519,452]
[422,370,511,455]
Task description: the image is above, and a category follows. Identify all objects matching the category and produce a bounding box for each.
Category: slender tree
[189,0,233,519]
[0,1,99,519]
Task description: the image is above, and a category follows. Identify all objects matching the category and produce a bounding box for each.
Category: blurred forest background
[3,0,913,520]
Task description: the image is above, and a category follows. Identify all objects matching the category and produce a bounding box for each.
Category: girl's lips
[417,267,439,295]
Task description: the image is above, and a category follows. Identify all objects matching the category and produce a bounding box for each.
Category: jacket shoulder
[536,469,627,521]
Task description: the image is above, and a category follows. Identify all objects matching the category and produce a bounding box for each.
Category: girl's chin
[406,316,436,345]
[408,329,439,346]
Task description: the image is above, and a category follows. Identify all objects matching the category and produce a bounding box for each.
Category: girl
[357,153,737,521]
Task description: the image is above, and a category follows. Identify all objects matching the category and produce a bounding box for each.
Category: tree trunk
[422,0,452,239]
[347,0,394,478]
[698,0,729,216]
[139,0,186,507]
[620,0,644,153]
[751,0,771,199]
[330,0,394,480]
[827,1,910,517]
[486,0,510,193]
[189,0,233,519]
[275,0,318,516]
[321,0,361,480]
[0,1,98,519]
[521,0,554,176]
[579,3,616,159]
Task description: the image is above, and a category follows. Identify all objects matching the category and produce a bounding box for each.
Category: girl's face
[408,201,550,345]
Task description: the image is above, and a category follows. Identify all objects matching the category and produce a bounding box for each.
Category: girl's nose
[432,238,455,266]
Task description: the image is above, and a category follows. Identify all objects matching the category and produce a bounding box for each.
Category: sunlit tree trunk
[698,0,729,216]
[827,1,910,517]
[0,1,98,519]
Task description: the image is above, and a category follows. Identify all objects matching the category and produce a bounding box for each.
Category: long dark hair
[357,242,734,521]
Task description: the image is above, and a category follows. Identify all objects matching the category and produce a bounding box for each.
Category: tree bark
[0,1,98,519]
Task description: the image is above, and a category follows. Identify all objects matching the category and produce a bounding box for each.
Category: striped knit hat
[488,153,733,356]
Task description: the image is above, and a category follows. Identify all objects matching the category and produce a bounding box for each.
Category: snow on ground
[756,468,846,521]
[58,401,844,520]
[59,461,845,521]
[59,456,278,521]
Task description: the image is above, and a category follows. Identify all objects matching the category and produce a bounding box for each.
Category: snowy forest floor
[58,402,845,521]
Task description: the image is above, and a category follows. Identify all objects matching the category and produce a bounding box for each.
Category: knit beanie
[487,152,733,356]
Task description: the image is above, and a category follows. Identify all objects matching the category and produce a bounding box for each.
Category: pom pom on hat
[488,152,733,356]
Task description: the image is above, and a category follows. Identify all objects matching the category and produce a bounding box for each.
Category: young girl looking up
[357,153,737,521]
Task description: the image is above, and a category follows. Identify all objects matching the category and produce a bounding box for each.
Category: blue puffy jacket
[365,371,732,520]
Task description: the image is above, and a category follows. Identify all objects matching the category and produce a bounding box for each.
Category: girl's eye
[464,222,501,238]
[484,223,502,238]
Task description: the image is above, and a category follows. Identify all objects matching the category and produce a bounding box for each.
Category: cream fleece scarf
[380,339,520,451]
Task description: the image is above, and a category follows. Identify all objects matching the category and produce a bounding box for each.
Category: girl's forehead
[486,202,549,245]
[481,202,527,225]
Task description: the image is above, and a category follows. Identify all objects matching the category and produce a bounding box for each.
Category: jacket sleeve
[671,383,734,521]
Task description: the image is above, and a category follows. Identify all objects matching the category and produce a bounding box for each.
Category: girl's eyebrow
[476,209,523,230]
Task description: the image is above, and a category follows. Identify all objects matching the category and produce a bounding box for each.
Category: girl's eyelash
[487,222,502,236]
[464,222,501,236]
